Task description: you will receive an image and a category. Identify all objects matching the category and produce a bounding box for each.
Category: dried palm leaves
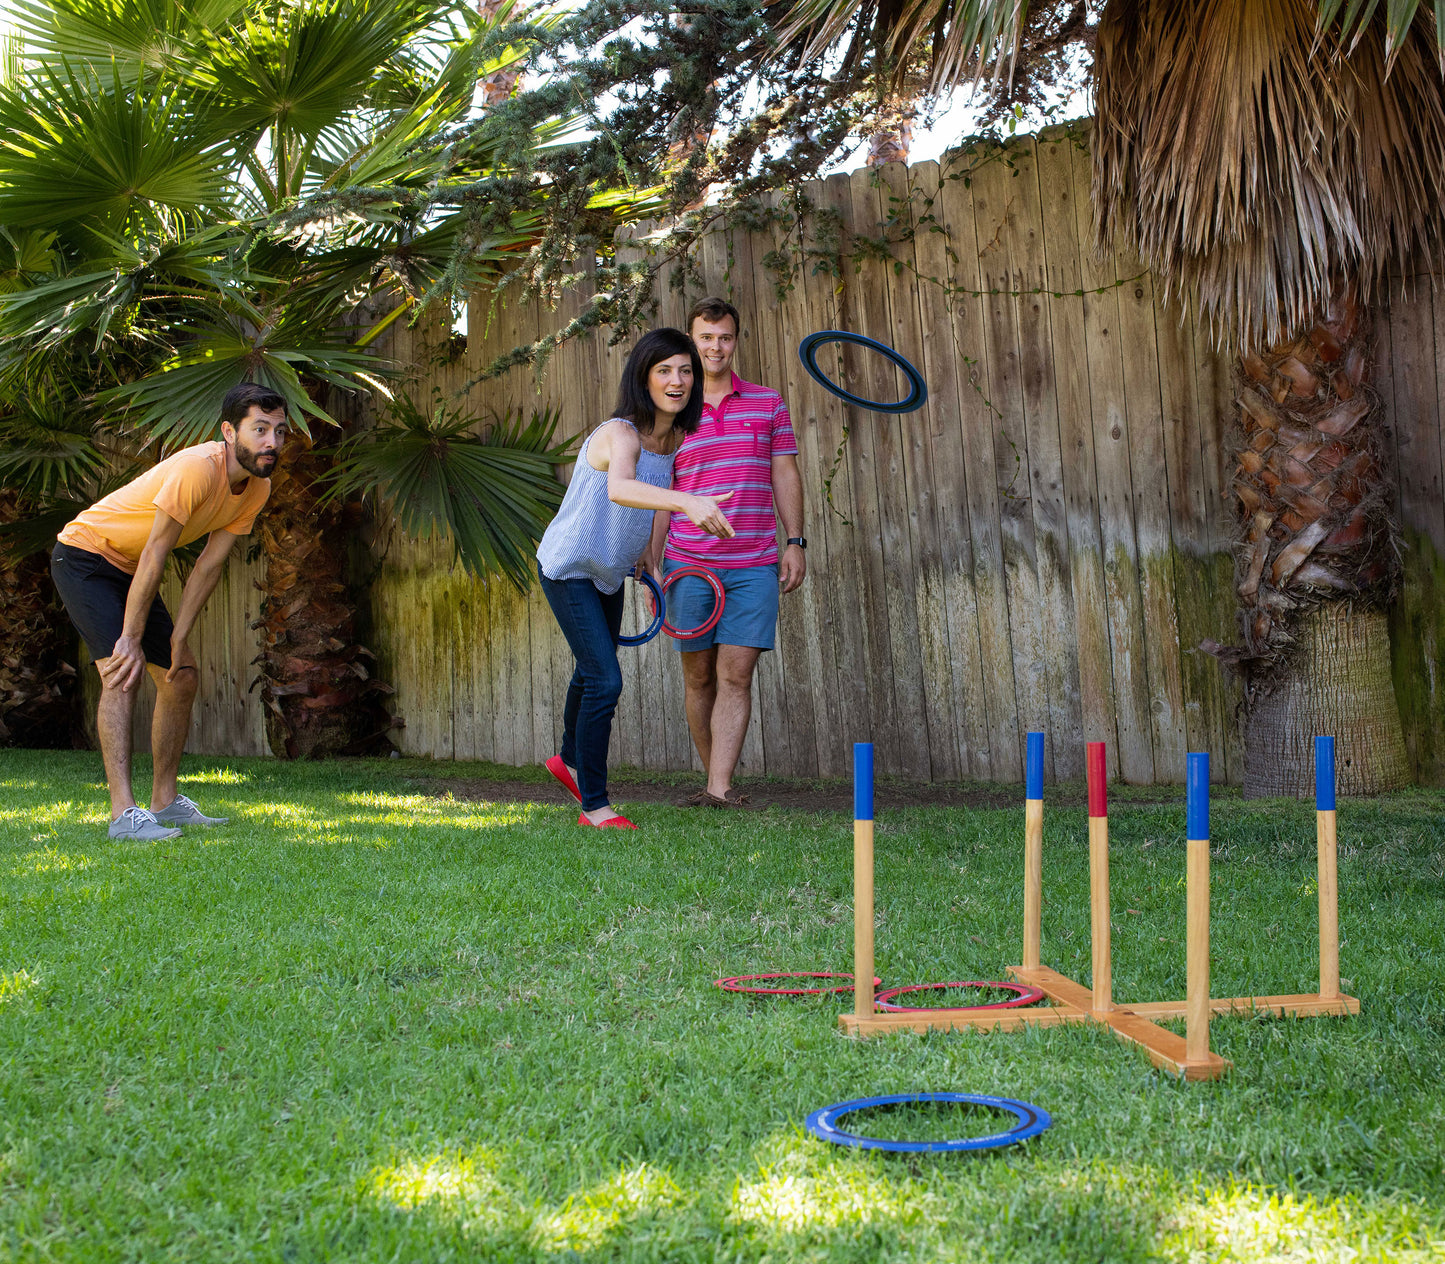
[1093,0,1445,353]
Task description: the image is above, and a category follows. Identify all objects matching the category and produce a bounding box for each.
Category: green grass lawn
[2,750,1443,1262]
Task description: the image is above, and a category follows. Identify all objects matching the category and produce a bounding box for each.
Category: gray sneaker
[109,806,183,841]
[153,794,229,827]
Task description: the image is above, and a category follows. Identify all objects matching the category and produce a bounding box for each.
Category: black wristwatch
[786,537,807,549]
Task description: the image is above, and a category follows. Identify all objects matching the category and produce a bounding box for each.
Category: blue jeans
[538,566,625,811]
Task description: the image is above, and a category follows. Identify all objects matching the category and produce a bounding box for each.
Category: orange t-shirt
[58,441,271,575]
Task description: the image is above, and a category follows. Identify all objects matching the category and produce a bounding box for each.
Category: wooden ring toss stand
[840,736,1359,1081]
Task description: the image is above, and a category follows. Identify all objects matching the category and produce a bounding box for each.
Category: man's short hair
[221,381,287,425]
[687,296,740,336]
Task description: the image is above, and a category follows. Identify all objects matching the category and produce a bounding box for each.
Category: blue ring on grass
[799,331,928,413]
[616,572,665,646]
[805,1092,1051,1154]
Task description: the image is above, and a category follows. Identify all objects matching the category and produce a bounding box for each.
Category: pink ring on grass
[874,981,1046,1012]
[714,972,883,996]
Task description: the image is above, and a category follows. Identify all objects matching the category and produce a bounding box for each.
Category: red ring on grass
[714,972,882,996]
[874,981,1045,1012]
[662,566,725,640]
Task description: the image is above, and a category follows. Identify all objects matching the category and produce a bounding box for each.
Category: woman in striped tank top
[537,328,735,828]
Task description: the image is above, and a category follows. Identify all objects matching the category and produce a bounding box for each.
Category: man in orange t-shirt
[51,382,290,840]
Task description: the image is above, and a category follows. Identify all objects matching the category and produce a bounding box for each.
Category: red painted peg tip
[1086,742,1108,817]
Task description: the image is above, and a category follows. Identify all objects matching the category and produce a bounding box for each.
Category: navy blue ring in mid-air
[798,331,928,414]
[617,571,665,646]
[804,1092,1051,1153]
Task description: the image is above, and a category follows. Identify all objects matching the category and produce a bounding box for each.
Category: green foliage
[323,392,577,590]
[1,751,1443,1258]
[0,0,651,588]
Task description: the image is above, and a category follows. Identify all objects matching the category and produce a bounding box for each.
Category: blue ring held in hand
[805,1092,1051,1154]
[616,571,665,646]
[798,330,928,414]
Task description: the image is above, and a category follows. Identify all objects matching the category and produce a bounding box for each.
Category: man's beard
[232,439,278,479]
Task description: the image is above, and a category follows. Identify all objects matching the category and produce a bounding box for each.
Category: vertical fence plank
[1002,138,1085,779]
[935,148,1020,780]
[905,159,991,779]
[969,141,1051,781]
[1068,135,1155,783]
[1035,130,1117,768]
[1114,258,1187,779]
[794,179,866,775]
[1154,298,1231,770]
[1386,276,1445,780]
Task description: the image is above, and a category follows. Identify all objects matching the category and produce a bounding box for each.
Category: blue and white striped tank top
[536,419,676,593]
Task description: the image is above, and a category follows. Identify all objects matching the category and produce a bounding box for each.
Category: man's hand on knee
[99,635,147,692]
[165,637,198,685]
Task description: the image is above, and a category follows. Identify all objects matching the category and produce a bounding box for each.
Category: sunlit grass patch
[336,792,542,829]
[731,1156,916,1232]
[531,1164,684,1253]
[368,1147,508,1215]
[0,970,39,1003]
[11,847,92,877]
[178,768,251,786]
[1169,1179,1443,1262]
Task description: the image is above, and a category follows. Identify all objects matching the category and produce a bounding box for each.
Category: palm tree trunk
[1206,286,1409,796]
[0,491,79,746]
[251,433,396,758]
[866,107,913,166]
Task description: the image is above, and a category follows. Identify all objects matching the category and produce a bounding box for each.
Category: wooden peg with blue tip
[1185,752,1212,1068]
[852,743,875,1021]
[1022,733,1045,972]
[1316,736,1340,1001]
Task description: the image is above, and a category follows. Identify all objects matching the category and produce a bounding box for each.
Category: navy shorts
[663,560,779,651]
[50,541,174,669]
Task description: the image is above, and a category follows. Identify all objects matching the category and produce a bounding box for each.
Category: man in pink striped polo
[653,296,807,806]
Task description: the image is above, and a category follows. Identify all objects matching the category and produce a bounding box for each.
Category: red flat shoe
[577,812,638,829]
[545,755,582,804]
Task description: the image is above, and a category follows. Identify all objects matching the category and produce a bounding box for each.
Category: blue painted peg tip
[854,743,875,821]
[1315,735,1336,811]
[1025,733,1044,800]
[1186,752,1210,839]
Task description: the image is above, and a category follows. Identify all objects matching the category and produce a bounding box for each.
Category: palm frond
[199,1,451,146]
[0,62,235,231]
[8,0,246,79]
[0,462,144,557]
[0,228,60,294]
[321,392,576,590]
[0,395,106,499]
[96,309,392,447]
[1093,0,1445,351]
[0,226,244,363]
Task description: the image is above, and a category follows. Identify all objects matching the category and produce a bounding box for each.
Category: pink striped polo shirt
[665,373,798,569]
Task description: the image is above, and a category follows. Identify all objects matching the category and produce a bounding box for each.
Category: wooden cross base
[838,966,1358,1082]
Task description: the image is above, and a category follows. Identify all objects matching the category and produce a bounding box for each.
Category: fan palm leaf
[322,393,576,590]
[0,64,235,232]
[96,307,391,446]
[7,0,246,77]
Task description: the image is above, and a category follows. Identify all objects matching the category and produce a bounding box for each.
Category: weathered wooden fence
[164,128,1445,785]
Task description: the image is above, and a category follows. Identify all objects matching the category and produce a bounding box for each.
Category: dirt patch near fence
[409,775,1185,813]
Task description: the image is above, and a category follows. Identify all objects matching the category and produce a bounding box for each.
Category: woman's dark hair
[612,327,704,436]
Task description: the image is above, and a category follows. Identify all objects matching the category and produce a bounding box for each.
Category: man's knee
[158,665,199,703]
[680,649,718,691]
[716,653,759,693]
